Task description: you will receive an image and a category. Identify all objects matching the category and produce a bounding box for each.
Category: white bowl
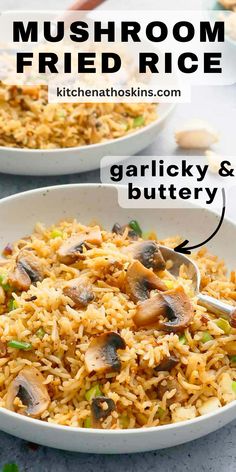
[0,103,175,176]
[0,183,235,453]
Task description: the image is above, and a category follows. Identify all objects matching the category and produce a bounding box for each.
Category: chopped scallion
[0,274,10,292]
[141,232,150,240]
[216,318,231,334]
[157,407,165,419]
[85,383,102,402]
[84,417,92,428]
[230,355,236,363]
[232,381,236,394]
[50,230,63,239]
[164,280,174,290]
[133,116,145,128]
[58,110,66,118]
[178,334,187,345]
[7,340,32,351]
[8,299,18,311]
[129,220,142,237]
[201,332,213,344]
[119,414,129,428]
[35,328,45,339]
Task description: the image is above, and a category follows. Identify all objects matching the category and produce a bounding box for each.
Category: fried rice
[0,219,236,430]
[0,83,157,150]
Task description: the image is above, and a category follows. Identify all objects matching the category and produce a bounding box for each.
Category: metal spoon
[159,245,236,319]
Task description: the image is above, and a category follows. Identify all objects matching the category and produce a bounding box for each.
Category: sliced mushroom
[112,223,123,235]
[63,276,94,308]
[58,227,102,264]
[133,286,193,332]
[154,356,179,373]
[133,294,166,327]
[157,378,188,406]
[6,366,50,417]
[57,236,86,264]
[91,396,116,427]
[159,286,194,332]
[126,261,167,303]
[85,332,126,374]
[112,223,138,240]
[8,249,44,291]
[123,241,166,271]
[9,264,30,291]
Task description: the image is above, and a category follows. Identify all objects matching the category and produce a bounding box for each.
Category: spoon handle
[198,293,235,318]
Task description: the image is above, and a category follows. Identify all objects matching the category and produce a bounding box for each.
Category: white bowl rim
[0,103,176,154]
[0,181,235,437]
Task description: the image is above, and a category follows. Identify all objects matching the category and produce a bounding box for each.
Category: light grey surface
[0,0,236,471]
[0,421,236,472]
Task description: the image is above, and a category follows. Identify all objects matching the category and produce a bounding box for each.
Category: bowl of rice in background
[0,83,175,176]
[0,183,236,454]
[204,0,236,45]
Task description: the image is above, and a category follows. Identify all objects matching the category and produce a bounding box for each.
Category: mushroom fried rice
[0,83,157,150]
[0,219,236,429]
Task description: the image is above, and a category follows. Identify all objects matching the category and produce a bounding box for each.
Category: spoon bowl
[159,245,199,290]
[159,245,236,320]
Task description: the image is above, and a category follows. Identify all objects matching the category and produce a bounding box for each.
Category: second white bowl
[0,103,175,176]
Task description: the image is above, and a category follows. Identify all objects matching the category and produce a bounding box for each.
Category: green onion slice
[7,340,32,351]
[0,274,11,292]
[8,299,18,311]
[133,116,145,128]
[201,332,213,344]
[50,229,63,239]
[84,417,92,428]
[232,381,236,394]
[178,334,187,345]
[157,407,165,419]
[85,384,102,402]
[129,220,142,237]
[216,318,231,334]
[35,328,45,339]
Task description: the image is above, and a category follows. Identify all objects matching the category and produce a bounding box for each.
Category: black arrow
[174,188,226,255]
